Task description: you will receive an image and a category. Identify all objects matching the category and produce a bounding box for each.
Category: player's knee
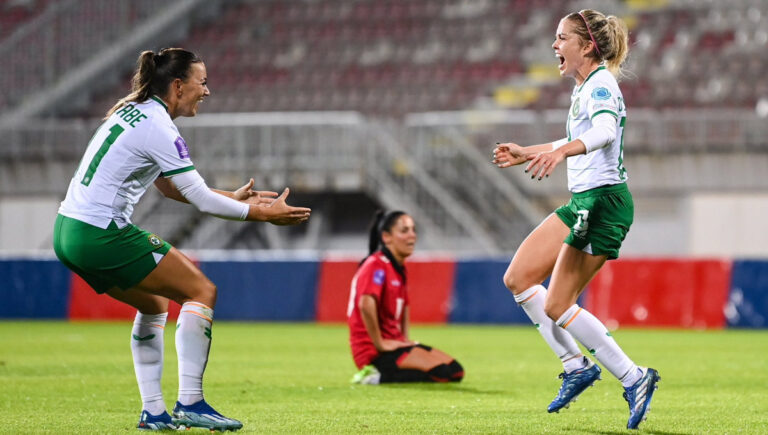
[448,360,464,381]
[428,360,464,382]
[189,279,217,308]
[502,267,519,293]
[503,266,535,295]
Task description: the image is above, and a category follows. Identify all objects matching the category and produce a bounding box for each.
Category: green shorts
[554,183,633,260]
[53,214,172,294]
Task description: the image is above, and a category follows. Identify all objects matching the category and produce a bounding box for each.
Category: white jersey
[565,66,628,193]
[58,96,194,229]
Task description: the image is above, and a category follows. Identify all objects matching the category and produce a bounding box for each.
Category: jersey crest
[570,96,581,118]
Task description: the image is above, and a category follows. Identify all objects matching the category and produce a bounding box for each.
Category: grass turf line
[1,322,766,433]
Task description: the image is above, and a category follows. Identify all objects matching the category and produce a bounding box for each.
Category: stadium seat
[6,0,768,118]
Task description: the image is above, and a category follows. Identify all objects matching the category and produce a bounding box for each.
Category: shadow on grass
[376,382,508,396]
[594,430,693,435]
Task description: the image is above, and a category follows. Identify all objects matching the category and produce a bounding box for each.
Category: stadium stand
[0,0,49,39]
[71,0,768,119]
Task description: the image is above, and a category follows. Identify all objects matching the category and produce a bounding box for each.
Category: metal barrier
[1,110,766,253]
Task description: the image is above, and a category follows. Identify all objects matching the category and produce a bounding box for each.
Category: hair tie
[578,12,601,57]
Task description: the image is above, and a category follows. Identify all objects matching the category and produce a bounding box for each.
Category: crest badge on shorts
[148,234,163,247]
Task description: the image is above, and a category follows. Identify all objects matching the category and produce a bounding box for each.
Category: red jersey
[347,251,409,369]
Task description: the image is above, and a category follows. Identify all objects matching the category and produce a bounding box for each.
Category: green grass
[2,322,767,434]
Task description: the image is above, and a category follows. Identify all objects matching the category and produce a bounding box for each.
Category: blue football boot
[137,410,177,431]
[172,399,243,432]
[624,367,661,429]
[547,360,602,413]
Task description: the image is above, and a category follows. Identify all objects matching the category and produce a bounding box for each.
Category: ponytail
[105,48,202,119]
[603,15,629,78]
[367,210,387,256]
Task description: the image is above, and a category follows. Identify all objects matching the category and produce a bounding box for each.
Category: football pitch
[2,322,766,434]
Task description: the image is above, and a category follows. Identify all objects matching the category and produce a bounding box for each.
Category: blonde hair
[567,9,629,78]
[105,48,202,119]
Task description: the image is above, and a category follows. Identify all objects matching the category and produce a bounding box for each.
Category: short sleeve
[586,82,619,121]
[144,121,196,177]
[356,262,386,300]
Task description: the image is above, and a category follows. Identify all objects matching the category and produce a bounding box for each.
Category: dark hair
[367,209,407,256]
[105,48,203,118]
[566,9,629,78]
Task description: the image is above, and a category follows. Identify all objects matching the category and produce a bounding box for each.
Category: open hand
[258,187,311,225]
[525,149,566,180]
[492,142,528,168]
[234,178,279,205]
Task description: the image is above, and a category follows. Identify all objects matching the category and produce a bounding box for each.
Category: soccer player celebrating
[492,10,660,430]
[347,210,464,384]
[53,48,311,431]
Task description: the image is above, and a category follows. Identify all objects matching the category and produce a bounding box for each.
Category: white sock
[176,302,214,406]
[556,304,641,386]
[131,312,168,415]
[514,285,586,373]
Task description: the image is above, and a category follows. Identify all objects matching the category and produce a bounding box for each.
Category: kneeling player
[347,210,464,384]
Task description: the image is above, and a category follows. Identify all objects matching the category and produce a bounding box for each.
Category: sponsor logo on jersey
[591,87,611,100]
[174,136,190,159]
[373,269,385,285]
[592,102,616,112]
[390,279,401,287]
[148,234,163,247]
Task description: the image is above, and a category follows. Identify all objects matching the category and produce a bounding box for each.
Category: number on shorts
[81,124,125,186]
[574,209,590,237]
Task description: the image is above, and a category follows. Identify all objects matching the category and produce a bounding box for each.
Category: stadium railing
[0,109,766,253]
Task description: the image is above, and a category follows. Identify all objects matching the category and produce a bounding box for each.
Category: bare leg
[128,247,217,308]
[503,213,569,294]
[544,244,606,320]
[106,286,170,314]
[397,346,453,371]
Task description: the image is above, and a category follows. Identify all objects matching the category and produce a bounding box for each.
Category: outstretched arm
[154,177,276,204]
[155,171,310,225]
[492,141,560,168]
